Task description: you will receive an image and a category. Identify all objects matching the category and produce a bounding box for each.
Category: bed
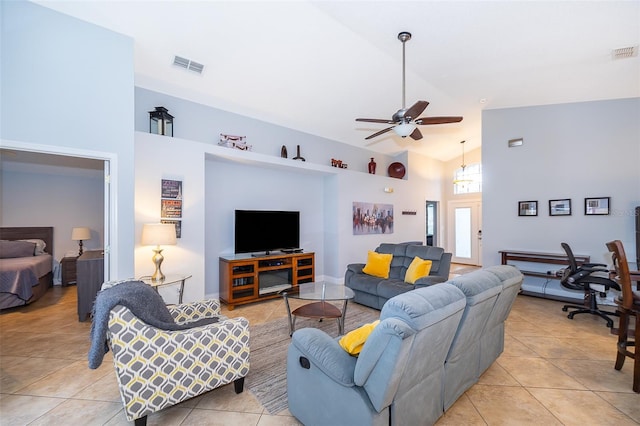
[0,227,54,310]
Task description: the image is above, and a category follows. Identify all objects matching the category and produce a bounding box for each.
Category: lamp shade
[141,223,177,246]
[394,122,416,137]
[71,227,91,241]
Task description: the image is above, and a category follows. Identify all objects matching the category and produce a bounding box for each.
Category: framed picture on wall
[549,199,571,216]
[584,197,610,215]
[352,201,394,235]
[518,201,538,216]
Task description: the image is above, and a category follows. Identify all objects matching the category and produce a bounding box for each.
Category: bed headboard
[0,227,54,258]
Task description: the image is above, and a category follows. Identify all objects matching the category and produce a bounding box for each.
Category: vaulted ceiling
[33,1,639,162]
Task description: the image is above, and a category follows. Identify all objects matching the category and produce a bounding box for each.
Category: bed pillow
[20,239,47,255]
[404,256,433,284]
[362,251,393,279]
[0,240,37,258]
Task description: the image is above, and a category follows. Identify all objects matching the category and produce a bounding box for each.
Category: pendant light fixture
[453,140,473,186]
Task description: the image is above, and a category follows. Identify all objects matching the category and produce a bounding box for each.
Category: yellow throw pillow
[339,320,380,355]
[404,256,433,284]
[362,251,393,279]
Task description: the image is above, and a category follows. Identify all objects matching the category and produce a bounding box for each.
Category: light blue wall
[1,166,104,260]
[482,98,640,268]
[1,1,136,279]
[135,87,398,174]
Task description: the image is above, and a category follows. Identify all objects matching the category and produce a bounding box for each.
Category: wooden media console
[219,252,314,309]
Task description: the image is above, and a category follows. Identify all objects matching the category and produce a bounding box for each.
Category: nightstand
[61,255,79,286]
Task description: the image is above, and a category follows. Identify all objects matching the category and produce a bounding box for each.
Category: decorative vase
[368,158,377,174]
[281,145,288,158]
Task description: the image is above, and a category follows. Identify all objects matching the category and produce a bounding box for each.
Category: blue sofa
[345,243,452,310]
[286,265,523,426]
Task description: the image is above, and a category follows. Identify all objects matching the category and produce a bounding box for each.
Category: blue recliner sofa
[287,282,467,425]
[345,243,453,310]
[287,265,523,425]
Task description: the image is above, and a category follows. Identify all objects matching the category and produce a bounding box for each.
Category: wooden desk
[500,249,590,302]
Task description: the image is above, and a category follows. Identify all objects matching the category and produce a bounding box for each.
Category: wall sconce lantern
[149,106,174,137]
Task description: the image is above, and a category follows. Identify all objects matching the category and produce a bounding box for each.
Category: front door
[448,200,482,265]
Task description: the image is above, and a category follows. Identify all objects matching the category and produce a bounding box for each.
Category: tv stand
[219,252,314,310]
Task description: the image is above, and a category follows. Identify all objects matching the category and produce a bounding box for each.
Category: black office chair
[560,242,620,328]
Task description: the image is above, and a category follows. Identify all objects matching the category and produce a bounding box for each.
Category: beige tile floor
[1,267,638,425]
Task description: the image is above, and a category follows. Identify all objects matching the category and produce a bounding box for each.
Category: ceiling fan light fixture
[394,122,416,137]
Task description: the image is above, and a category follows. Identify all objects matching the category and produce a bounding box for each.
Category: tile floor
[1,267,638,425]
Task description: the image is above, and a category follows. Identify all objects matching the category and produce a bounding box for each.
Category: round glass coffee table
[280,282,355,336]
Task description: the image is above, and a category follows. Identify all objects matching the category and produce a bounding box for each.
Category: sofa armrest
[169,299,222,324]
[346,263,366,274]
[290,328,357,386]
[414,275,449,287]
[435,252,452,278]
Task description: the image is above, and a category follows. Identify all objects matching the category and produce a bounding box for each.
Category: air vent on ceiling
[612,46,638,60]
[173,55,204,74]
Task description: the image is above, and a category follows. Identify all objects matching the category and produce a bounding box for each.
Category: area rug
[246,302,379,414]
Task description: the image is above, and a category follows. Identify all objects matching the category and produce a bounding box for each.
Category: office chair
[560,242,620,328]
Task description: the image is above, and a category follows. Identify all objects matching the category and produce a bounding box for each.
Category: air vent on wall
[173,55,204,74]
[612,46,638,60]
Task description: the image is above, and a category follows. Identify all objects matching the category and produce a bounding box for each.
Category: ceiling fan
[356,32,463,141]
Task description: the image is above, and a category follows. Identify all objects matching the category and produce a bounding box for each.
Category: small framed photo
[518,201,538,216]
[585,197,610,215]
[549,199,571,216]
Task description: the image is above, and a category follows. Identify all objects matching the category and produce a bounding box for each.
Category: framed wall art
[518,201,538,216]
[584,197,610,215]
[160,179,182,238]
[549,199,571,216]
[353,201,394,235]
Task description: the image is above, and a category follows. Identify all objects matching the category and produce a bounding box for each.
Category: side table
[139,274,192,304]
[60,256,79,286]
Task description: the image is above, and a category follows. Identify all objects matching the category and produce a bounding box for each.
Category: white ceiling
[33,1,640,162]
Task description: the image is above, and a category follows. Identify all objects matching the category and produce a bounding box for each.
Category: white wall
[482,98,640,268]
[134,133,206,303]
[1,1,136,280]
[134,131,447,300]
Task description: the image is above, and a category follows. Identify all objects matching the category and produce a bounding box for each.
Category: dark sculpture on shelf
[293,145,305,161]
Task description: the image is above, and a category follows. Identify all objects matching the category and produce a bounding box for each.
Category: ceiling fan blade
[410,128,423,140]
[356,118,395,124]
[405,101,429,120]
[365,126,394,140]
[415,116,463,125]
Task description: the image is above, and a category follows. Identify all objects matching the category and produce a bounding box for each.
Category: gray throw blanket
[88,280,218,369]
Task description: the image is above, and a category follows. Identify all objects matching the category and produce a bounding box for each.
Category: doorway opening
[425,200,438,246]
[447,200,482,265]
[0,142,113,281]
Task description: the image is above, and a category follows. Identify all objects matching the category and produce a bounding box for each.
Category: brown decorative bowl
[388,162,406,179]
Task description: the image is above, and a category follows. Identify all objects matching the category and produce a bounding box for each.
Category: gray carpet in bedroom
[246,302,379,414]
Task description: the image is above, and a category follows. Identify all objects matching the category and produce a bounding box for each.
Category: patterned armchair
[107,298,250,425]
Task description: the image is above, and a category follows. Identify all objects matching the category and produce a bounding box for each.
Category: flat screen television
[234,210,300,255]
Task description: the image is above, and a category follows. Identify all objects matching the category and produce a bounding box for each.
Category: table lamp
[71,227,91,256]
[141,223,177,282]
